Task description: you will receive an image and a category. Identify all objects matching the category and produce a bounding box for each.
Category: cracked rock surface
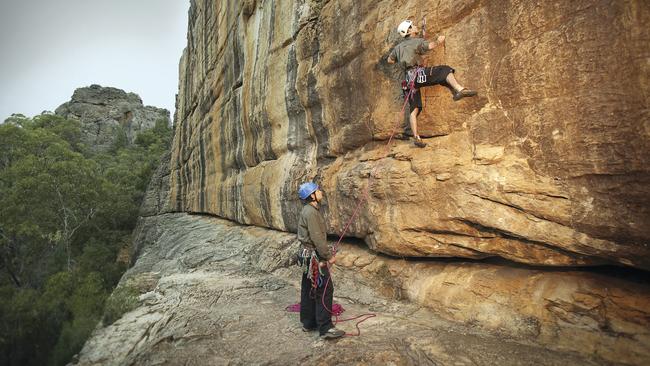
[74,214,648,365]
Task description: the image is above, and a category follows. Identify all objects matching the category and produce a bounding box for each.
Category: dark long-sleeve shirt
[297,204,332,260]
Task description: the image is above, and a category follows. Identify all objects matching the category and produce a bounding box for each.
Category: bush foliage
[0,113,171,366]
[102,285,140,326]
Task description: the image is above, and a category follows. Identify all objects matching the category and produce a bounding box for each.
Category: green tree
[0,129,102,284]
[0,112,172,366]
[49,272,106,366]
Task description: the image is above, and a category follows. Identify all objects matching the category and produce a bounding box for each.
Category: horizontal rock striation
[56,84,171,152]
[76,214,650,365]
[169,0,649,269]
[338,243,650,365]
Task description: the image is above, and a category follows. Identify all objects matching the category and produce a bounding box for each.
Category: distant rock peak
[55,85,170,152]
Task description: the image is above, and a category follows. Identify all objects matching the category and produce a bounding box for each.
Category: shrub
[102,285,139,325]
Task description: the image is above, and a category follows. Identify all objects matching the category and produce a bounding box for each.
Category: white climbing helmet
[397,20,413,37]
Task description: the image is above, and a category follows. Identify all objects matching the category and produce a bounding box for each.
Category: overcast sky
[0,0,190,122]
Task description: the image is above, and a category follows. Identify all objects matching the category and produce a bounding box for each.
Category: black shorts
[403,65,455,114]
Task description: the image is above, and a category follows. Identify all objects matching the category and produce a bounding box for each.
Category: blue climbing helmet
[298,182,319,200]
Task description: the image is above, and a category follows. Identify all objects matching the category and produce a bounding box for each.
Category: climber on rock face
[296,182,345,340]
[387,19,477,148]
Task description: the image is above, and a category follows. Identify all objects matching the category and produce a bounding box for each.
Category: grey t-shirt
[389,38,429,71]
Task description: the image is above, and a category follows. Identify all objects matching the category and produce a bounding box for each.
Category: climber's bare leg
[410,108,426,147]
[410,108,419,140]
[446,73,463,92]
[447,73,478,101]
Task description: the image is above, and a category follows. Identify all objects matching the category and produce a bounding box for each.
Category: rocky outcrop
[169,1,650,269]
[130,151,175,265]
[139,151,173,218]
[339,245,650,365]
[75,214,650,365]
[55,84,171,152]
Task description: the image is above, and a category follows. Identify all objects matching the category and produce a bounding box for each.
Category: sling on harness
[298,247,324,289]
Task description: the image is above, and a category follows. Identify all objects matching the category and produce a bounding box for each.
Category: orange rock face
[336,243,650,365]
[170,0,649,268]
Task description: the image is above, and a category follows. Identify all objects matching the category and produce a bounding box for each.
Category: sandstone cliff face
[56,84,171,152]
[169,0,649,269]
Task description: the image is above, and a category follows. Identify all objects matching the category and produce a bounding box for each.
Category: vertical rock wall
[169,1,649,268]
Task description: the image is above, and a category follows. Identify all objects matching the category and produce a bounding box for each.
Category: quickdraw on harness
[298,247,324,291]
[402,66,425,101]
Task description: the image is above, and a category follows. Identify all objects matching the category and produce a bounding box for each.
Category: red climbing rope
[334,78,417,251]
[319,79,417,336]
[287,75,417,337]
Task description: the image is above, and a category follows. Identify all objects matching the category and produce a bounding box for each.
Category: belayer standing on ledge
[296,182,345,339]
[388,19,477,148]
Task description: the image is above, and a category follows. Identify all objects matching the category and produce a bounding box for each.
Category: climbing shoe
[413,137,427,148]
[320,327,345,339]
[453,88,478,101]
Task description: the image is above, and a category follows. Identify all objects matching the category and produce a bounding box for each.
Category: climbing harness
[298,247,324,292]
[403,66,425,100]
[309,254,323,291]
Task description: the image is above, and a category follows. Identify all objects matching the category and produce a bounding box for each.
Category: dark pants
[300,267,334,335]
[404,65,455,115]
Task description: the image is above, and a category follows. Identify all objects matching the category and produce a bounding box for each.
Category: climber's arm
[428,35,446,50]
[387,47,397,64]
